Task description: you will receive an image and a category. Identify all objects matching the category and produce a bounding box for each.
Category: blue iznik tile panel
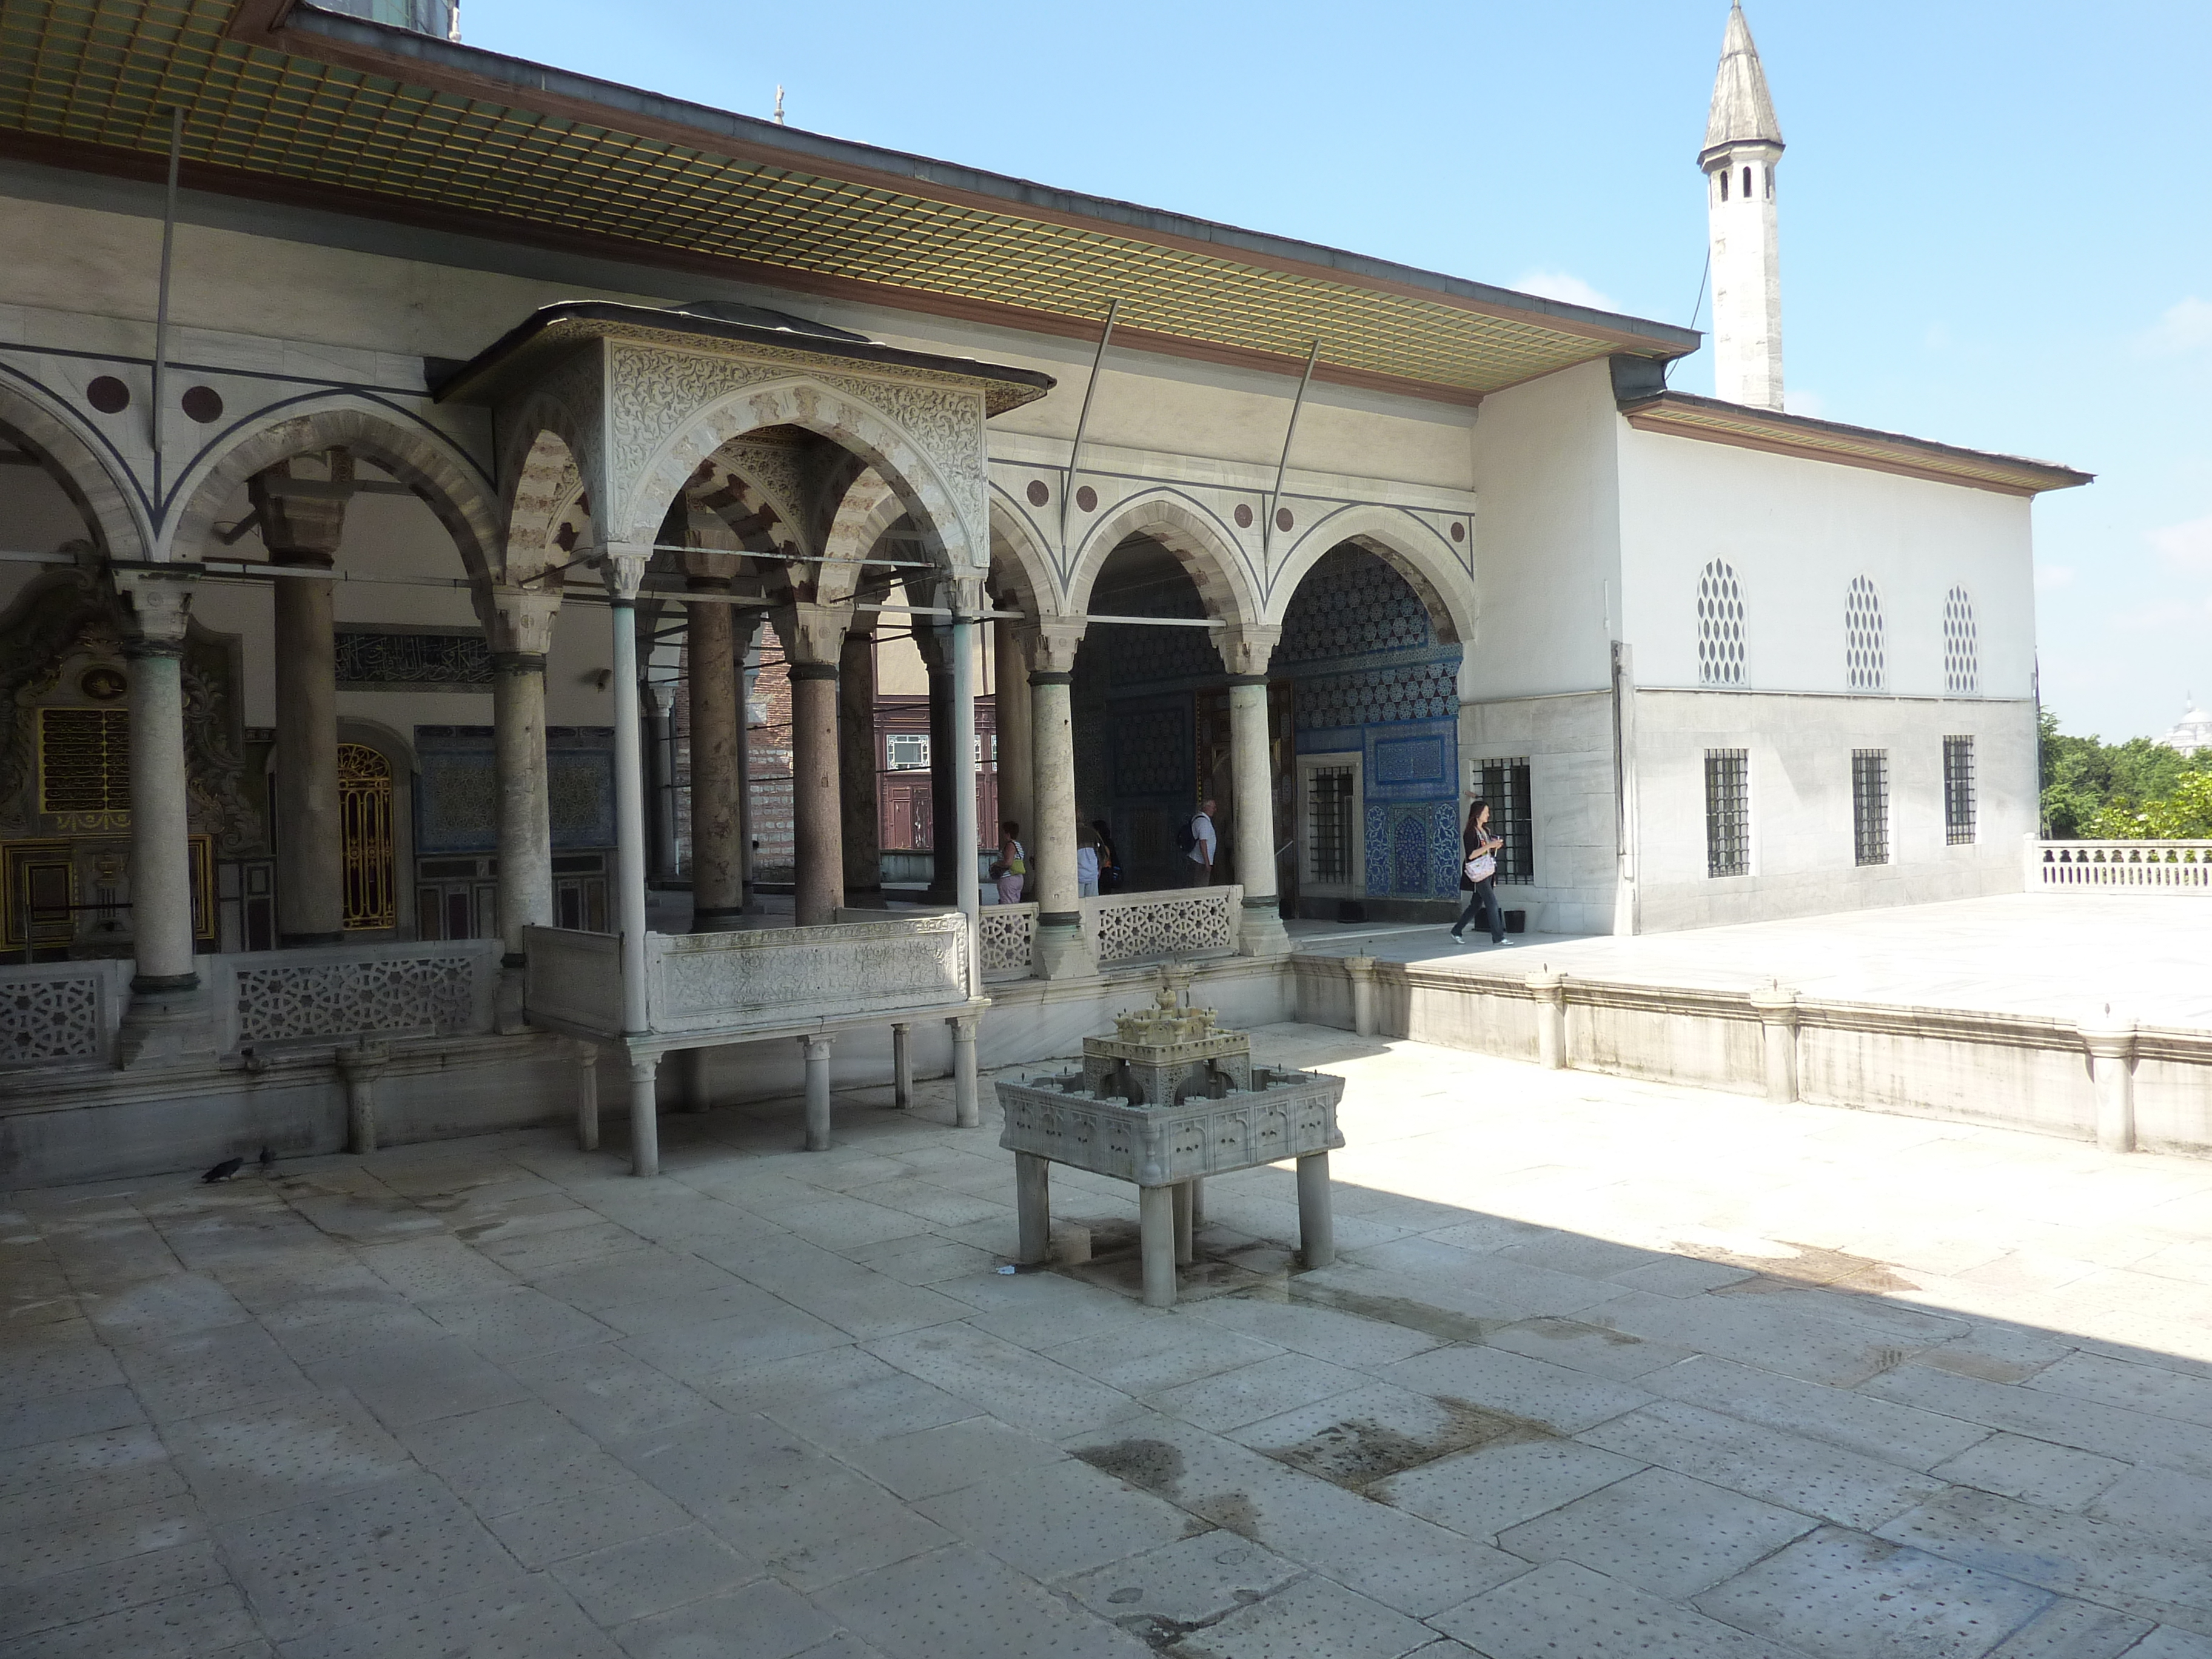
[1108,697,1191,802]
[1281,551,1464,900]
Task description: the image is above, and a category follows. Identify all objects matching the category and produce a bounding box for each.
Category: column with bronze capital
[114,571,213,1064]
[1216,625,1289,957]
[779,601,851,927]
[480,585,558,1028]
[250,451,354,946]
[1022,620,1094,979]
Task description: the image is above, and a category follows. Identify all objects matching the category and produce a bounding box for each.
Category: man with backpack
[1180,798,1218,885]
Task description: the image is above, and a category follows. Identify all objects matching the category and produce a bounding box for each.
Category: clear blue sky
[462,0,2210,743]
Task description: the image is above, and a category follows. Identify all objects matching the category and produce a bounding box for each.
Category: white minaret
[1701,2,1785,409]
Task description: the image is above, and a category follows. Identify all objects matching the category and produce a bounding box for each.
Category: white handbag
[1464,851,1496,883]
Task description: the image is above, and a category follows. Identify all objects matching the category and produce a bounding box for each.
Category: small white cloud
[2034,564,2075,591]
[1512,270,1617,312]
[2149,514,2212,572]
[1784,388,1826,418]
[2139,297,2212,356]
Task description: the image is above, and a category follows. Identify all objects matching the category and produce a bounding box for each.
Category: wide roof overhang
[0,0,1703,407]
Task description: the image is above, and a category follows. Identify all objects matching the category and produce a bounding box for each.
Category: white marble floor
[7,1027,2212,1658]
[1289,891,2212,1027]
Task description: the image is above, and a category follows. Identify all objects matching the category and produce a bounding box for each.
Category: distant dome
[2159,699,2212,757]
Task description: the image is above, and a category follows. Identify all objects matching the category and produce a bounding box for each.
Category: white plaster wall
[1617,427,2037,700]
[1630,688,2036,931]
[1461,691,1619,936]
[1463,360,1621,700]
[0,181,1480,497]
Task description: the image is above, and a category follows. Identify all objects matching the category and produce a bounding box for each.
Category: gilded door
[338,744,397,930]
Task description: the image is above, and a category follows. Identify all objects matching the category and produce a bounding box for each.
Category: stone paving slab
[8,1024,2212,1656]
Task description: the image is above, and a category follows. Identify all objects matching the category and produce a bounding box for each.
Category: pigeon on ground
[201,1156,244,1184]
[257,1145,274,1171]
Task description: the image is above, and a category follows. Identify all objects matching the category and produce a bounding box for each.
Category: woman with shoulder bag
[1451,800,1511,947]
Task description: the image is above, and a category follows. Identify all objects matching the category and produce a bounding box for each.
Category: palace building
[0,0,2088,1178]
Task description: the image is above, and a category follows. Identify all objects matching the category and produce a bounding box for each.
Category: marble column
[685,576,745,931]
[839,616,885,908]
[991,617,1034,894]
[482,587,558,1031]
[949,589,982,960]
[782,602,851,928]
[250,454,352,947]
[1218,626,1289,957]
[919,623,958,906]
[1022,621,1093,979]
[603,546,657,1175]
[115,573,212,1064]
[643,675,679,884]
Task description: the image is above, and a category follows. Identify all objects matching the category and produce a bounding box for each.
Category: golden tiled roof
[0,0,1700,401]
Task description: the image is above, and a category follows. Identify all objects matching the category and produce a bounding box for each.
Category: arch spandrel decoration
[600,338,990,573]
[1067,490,1259,629]
[0,378,152,561]
[1263,504,1474,648]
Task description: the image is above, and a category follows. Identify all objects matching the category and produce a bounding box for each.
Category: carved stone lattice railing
[2034,841,2212,891]
[1083,885,1242,968]
[0,959,130,1071]
[212,940,501,1054]
[524,911,975,1050]
[979,903,1038,979]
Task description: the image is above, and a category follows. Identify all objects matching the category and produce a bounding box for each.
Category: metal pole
[1262,340,1322,561]
[1059,298,1120,557]
[150,106,183,464]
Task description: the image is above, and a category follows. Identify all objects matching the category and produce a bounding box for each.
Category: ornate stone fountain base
[993,970,1345,1306]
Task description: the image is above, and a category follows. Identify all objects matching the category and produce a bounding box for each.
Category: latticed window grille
[1852,749,1890,866]
[1943,736,1977,845]
[1306,765,1356,886]
[1474,757,1534,883]
[1943,588,1979,695]
[339,744,397,931]
[1845,577,1886,691]
[886,734,929,770]
[1696,560,1746,685]
[1704,749,1750,877]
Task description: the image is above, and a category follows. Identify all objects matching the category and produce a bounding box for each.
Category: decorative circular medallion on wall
[181,386,224,424]
[1233,504,1254,529]
[1450,521,1466,543]
[1075,485,1098,513]
[79,665,127,702]
[86,375,130,414]
[1275,508,1294,533]
[1025,479,1050,507]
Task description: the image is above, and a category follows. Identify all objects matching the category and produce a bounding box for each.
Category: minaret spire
[1701,2,1786,409]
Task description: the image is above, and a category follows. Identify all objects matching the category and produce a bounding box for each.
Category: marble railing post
[2079,1011,2139,1155]
[251,453,354,947]
[481,586,558,1032]
[114,571,212,1064]
[1345,954,1378,1038]
[603,544,657,1176]
[1021,621,1093,979]
[1749,985,1800,1102]
[991,617,1034,893]
[1528,970,1569,1070]
[685,573,745,931]
[839,615,884,908]
[1217,626,1288,956]
[780,602,852,928]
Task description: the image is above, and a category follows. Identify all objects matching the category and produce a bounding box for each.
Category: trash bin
[1502,909,1527,935]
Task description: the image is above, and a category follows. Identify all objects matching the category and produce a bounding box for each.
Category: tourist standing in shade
[1185,798,1218,886]
[1090,819,1122,893]
[1452,799,1510,946]
[1075,823,1101,898]
[994,821,1026,905]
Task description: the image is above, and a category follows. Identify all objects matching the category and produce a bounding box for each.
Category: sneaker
[1492,937,1515,947]
[1447,930,1463,942]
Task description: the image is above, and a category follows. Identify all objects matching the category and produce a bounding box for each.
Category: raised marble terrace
[7,1022,2212,1658]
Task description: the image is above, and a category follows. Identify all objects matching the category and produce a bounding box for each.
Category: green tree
[2042,709,2212,837]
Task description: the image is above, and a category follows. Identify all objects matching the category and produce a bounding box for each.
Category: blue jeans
[1454,879,1504,942]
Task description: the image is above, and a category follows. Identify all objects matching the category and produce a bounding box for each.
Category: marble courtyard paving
[6,1027,2212,1659]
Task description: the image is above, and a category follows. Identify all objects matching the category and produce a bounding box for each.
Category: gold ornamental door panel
[340,745,397,931]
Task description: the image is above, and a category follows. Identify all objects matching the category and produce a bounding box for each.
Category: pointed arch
[166,394,499,578]
[614,376,981,578]
[987,492,1061,624]
[1265,504,1472,646]
[0,371,150,560]
[1066,489,1258,627]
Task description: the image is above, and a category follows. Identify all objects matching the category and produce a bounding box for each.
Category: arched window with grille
[1697,559,1746,686]
[1942,586,1978,695]
[339,743,397,931]
[1845,576,1886,692]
